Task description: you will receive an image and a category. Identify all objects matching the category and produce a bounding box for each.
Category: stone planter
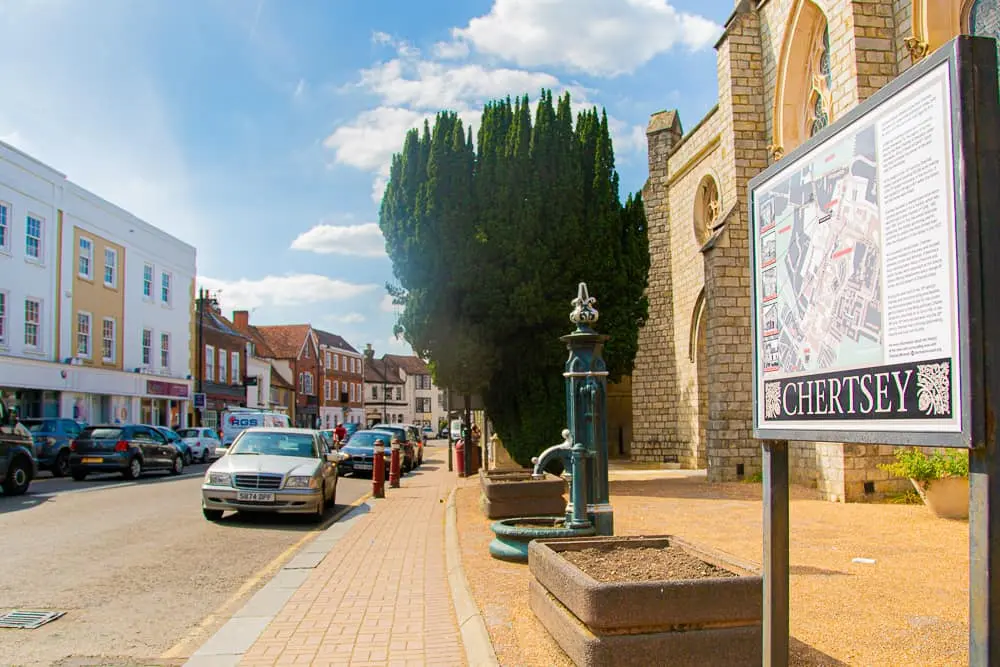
[912,477,969,519]
[528,535,762,666]
[489,517,596,563]
[479,468,567,520]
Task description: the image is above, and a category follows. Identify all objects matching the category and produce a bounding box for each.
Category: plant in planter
[879,448,969,519]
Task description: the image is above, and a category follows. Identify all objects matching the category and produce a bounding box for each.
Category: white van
[220,409,291,446]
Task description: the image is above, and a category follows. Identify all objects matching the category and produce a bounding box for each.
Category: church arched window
[807,26,833,138]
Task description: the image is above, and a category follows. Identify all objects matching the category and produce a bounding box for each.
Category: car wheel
[203,507,223,521]
[123,457,142,480]
[2,456,32,496]
[71,469,88,481]
[329,479,337,509]
[314,485,326,522]
[183,451,192,466]
[200,450,208,463]
[170,456,184,475]
[52,450,71,477]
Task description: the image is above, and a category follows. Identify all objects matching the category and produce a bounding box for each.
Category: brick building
[314,329,364,428]
[254,324,320,429]
[632,0,997,501]
[231,311,297,420]
[195,297,249,429]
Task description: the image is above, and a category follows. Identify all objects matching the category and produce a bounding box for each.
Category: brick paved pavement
[239,452,466,667]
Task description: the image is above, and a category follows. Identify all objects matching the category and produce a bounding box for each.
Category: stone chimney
[233,310,249,330]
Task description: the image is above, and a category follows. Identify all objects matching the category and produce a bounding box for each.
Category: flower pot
[912,476,969,519]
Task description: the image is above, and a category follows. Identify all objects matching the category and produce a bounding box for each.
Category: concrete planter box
[478,468,567,520]
[528,535,762,666]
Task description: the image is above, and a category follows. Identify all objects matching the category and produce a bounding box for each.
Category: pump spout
[531,429,573,479]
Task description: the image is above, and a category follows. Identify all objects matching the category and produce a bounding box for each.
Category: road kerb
[160,492,373,661]
[445,486,500,667]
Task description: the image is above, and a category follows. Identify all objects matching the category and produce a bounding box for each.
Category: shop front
[141,379,191,428]
[199,381,247,431]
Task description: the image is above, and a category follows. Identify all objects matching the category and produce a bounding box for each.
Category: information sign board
[749,55,972,447]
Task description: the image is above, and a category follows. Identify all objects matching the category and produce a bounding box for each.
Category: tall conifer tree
[379,91,649,464]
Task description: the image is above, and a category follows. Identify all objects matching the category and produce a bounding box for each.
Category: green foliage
[886,489,924,505]
[378,91,650,465]
[743,471,764,484]
[878,448,969,484]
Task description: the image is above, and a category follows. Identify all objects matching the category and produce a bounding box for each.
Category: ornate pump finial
[570,282,599,328]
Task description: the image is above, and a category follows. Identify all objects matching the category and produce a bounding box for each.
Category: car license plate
[237,491,275,502]
[81,457,103,464]
[355,463,373,471]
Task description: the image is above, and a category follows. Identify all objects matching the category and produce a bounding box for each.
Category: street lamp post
[196,287,205,428]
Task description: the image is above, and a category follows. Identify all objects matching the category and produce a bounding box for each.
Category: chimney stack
[364,343,374,360]
[233,310,249,330]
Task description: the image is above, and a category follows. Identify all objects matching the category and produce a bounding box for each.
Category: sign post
[748,37,999,666]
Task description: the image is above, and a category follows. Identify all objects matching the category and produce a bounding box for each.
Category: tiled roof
[241,325,278,359]
[383,354,429,375]
[255,324,312,359]
[313,328,359,354]
[364,357,404,385]
[199,302,251,340]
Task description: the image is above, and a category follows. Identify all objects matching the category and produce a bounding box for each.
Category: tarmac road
[0,465,371,667]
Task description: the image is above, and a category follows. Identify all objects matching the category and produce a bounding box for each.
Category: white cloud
[335,312,367,324]
[380,294,400,313]
[358,58,566,111]
[607,116,648,157]
[199,274,378,311]
[433,40,470,60]
[372,30,393,44]
[451,0,721,77]
[324,106,426,173]
[290,222,386,257]
[386,333,413,354]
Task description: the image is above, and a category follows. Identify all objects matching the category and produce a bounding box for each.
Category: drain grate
[0,610,65,629]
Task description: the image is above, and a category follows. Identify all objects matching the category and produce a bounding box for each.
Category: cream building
[0,140,196,425]
[631,0,997,501]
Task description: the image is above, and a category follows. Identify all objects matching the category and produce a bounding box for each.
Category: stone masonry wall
[632,115,683,464]
[664,110,724,468]
[703,7,770,482]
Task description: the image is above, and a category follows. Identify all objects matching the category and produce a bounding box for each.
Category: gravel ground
[456,471,968,666]
[0,472,370,667]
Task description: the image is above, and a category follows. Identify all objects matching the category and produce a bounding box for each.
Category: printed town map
[757,123,883,376]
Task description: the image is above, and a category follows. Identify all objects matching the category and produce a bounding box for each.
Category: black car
[69,424,184,481]
[0,400,36,496]
[338,430,396,477]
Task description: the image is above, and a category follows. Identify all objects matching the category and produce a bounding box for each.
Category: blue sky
[0,0,733,356]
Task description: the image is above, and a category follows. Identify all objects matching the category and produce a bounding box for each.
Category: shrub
[879,448,969,485]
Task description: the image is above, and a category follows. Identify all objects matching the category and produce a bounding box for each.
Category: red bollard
[455,438,466,477]
[389,439,401,488]
[373,439,386,499]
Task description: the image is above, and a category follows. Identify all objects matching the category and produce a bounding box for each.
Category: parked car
[342,422,360,439]
[338,430,394,478]
[151,426,193,465]
[69,424,184,481]
[422,425,435,441]
[369,423,420,469]
[0,400,36,496]
[439,426,450,439]
[23,417,84,477]
[175,427,221,462]
[200,427,346,521]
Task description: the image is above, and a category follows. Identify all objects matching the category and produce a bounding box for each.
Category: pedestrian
[334,422,347,444]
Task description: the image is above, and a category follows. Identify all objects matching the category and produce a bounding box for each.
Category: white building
[360,349,446,429]
[0,140,196,425]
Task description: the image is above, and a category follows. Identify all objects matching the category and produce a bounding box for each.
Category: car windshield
[373,425,406,440]
[176,429,201,438]
[345,432,388,448]
[82,427,122,440]
[28,420,60,433]
[158,429,180,441]
[229,432,318,458]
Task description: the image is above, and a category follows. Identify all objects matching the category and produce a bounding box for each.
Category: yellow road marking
[159,492,373,660]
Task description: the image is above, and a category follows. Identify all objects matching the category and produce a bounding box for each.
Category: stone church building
[632,0,996,501]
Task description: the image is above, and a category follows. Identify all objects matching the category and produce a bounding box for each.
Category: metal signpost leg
[969,445,999,665]
[763,439,789,667]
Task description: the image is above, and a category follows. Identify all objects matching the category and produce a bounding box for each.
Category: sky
[0,0,734,357]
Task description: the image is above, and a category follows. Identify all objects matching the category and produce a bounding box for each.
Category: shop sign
[146,380,190,399]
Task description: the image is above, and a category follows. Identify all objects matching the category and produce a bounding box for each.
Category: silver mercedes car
[201,427,347,521]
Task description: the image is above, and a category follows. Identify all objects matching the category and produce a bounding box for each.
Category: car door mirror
[216,446,229,457]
